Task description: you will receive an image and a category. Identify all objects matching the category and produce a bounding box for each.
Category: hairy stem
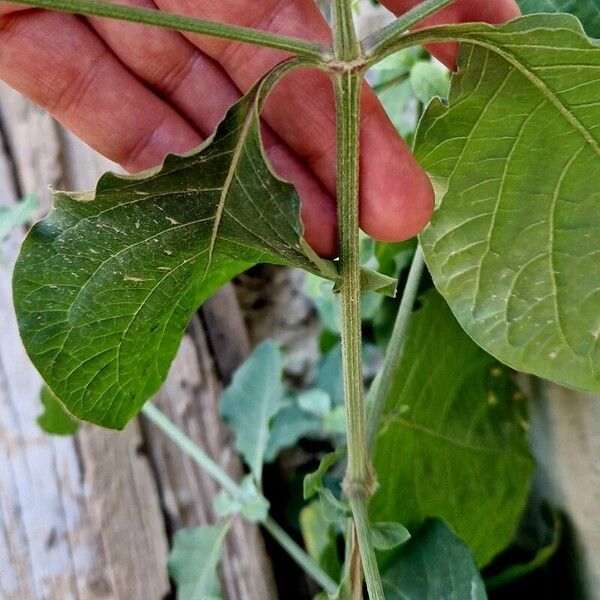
[366,245,425,448]
[141,403,337,594]
[362,0,457,60]
[6,0,330,61]
[332,0,384,597]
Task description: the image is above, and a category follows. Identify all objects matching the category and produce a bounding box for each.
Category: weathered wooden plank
[0,85,171,599]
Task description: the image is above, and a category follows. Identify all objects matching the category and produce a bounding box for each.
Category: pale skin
[0,0,519,257]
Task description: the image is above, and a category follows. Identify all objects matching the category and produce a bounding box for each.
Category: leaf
[319,488,351,524]
[300,501,343,581]
[371,522,411,551]
[220,341,287,484]
[298,389,332,416]
[0,194,37,243]
[416,15,600,394]
[264,405,321,462]
[382,519,487,600]
[370,290,534,566]
[304,449,343,500]
[37,385,79,436]
[517,0,600,37]
[168,522,230,600]
[213,476,270,523]
[410,60,450,104]
[13,69,395,431]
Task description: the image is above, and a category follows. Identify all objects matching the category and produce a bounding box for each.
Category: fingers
[0,2,29,17]
[0,10,201,171]
[154,0,435,242]
[378,0,521,67]
[85,0,337,255]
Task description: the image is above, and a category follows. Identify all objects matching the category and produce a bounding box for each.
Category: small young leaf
[371,522,411,551]
[517,0,600,37]
[304,449,343,500]
[382,519,487,600]
[168,522,230,600]
[0,194,37,243]
[417,15,600,394]
[220,341,287,484]
[298,389,332,416]
[370,290,534,566]
[213,476,269,523]
[37,385,79,436]
[264,405,321,462]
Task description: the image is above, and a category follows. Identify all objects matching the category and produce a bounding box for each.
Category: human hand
[0,0,519,257]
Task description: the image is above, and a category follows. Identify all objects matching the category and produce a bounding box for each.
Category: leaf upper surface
[416,15,600,393]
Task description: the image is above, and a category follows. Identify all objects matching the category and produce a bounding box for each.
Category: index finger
[379,0,521,68]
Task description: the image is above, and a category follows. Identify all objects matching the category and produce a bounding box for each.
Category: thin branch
[6,0,331,61]
[362,0,457,61]
[366,245,425,449]
[141,402,337,595]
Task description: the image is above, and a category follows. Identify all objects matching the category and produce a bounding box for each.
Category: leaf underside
[417,15,600,394]
[13,70,394,429]
[219,340,287,484]
[371,291,534,566]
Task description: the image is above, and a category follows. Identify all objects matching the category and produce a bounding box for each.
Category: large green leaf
[168,522,229,600]
[416,15,600,394]
[370,290,534,566]
[517,0,600,37]
[382,519,487,600]
[13,66,394,430]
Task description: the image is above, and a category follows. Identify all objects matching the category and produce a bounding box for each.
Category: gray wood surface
[0,84,275,600]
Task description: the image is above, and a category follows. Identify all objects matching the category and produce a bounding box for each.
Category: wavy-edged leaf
[220,341,287,485]
[13,63,395,429]
[416,15,600,393]
[382,519,487,600]
[517,0,600,37]
[370,290,534,566]
[168,522,230,600]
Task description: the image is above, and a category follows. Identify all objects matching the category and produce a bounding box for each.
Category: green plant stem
[364,23,496,67]
[362,0,456,60]
[262,518,337,594]
[366,245,425,448]
[332,0,384,598]
[141,402,337,595]
[6,0,330,61]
